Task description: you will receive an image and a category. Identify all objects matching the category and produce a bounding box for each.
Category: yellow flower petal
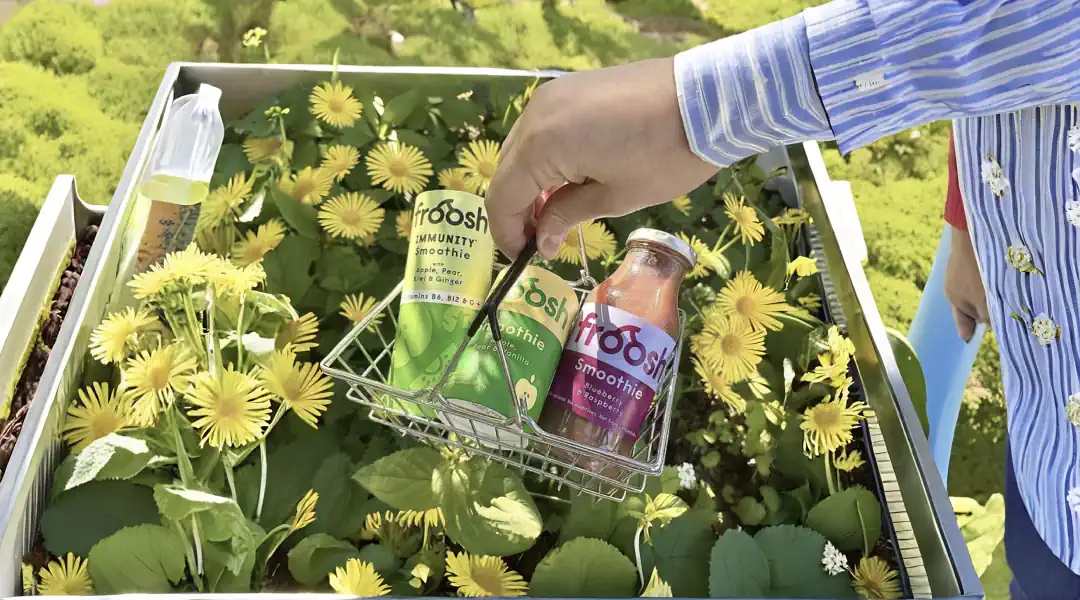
[329,559,391,597]
[310,81,363,129]
[366,142,433,195]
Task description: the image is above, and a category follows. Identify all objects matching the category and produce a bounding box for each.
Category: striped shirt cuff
[673,13,833,168]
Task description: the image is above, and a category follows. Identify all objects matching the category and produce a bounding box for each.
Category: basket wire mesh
[321,226,686,501]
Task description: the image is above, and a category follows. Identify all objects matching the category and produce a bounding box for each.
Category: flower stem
[167,406,196,486]
[191,515,204,578]
[174,520,203,592]
[225,462,239,503]
[256,440,268,522]
[824,452,838,496]
[235,294,247,371]
[633,524,646,588]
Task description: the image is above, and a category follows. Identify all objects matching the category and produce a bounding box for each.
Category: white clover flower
[676,462,696,490]
[1068,125,1080,153]
[1066,201,1080,229]
[1068,487,1080,515]
[821,541,848,576]
[1031,313,1060,346]
[1006,245,1035,273]
[1067,394,1080,427]
[981,155,1010,198]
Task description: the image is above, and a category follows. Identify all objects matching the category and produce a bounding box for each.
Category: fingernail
[539,232,563,259]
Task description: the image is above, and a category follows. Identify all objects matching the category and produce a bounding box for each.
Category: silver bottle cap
[626,228,696,267]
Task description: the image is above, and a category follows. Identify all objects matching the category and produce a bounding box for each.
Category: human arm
[942,131,989,342]
[487,0,1080,258]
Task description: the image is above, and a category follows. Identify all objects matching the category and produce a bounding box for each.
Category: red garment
[946,131,967,230]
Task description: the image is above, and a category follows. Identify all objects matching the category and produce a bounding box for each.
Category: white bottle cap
[627,228,697,268]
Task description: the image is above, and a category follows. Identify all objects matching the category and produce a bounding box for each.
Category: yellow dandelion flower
[787,256,819,277]
[670,195,692,216]
[290,489,318,531]
[276,312,319,353]
[724,194,764,245]
[803,352,850,387]
[851,556,902,600]
[396,507,446,531]
[690,314,765,383]
[232,219,286,266]
[120,344,198,427]
[310,81,363,128]
[37,553,92,596]
[642,568,674,597]
[159,246,219,284]
[827,326,856,360]
[395,210,413,239]
[693,358,745,413]
[89,307,157,365]
[129,266,173,300]
[366,142,433,195]
[258,349,333,428]
[555,221,617,265]
[774,207,811,227]
[445,551,528,597]
[186,368,272,448]
[63,382,132,452]
[457,140,501,194]
[834,448,865,472]
[318,193,385,240]
[329,559,391,597]
[205,257,265,297]
[438,167,475,193]
[323,145,361,181]
[801,395,870,457]
[243,137,285,163]
[340,293,384,327]
[677,233,712,279]
[715,271,794,332]
[199,173,252,231]
[281,167,334,206]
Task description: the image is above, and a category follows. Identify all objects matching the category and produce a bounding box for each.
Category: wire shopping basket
[320,228,687,501]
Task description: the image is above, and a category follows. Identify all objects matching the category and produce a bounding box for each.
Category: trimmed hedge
[0,174,47,292]
[0,0,102,74]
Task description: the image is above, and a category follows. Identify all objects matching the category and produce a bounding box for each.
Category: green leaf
[559,495,620,544]
[316,247,377,293]
[435,459,542,556]
[784,483,814,522]
[293,139,319,170]
[340,121,377,148]
[231,100,278,137]
[357,543,402,578]
[381,90,421,126]
[953,494,1005,576]
[263,235,319,303]
[287,533,362,586]
[733,497,766,526]
[886,327,930,435]
[756,206,789,290]
[643,493,688,526]
[354,447,444,511]
[652,510,716,597]
[215,144,249,181]
[88,524,186,593]
[53,434,155,492]
[764,312,818,365]
[308,453,372,539]
[152,484,249,543]
[269,185,320,239]
[42,480,159,557]
[436,97,484,128]
[797,326,833,371]
[754,525,855,598]
[709,529,769,598]
[206,528,259,593]
[806,485,882,553]
[236,428,337,524]
[530,538,637,598]
[760,486,782,515]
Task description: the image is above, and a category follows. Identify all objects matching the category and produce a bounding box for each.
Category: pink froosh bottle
[539,228,695,465]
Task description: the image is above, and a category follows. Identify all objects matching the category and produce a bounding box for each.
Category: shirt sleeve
[673,13,834,168]
[945,131,967,231]
[806,0,1080,153]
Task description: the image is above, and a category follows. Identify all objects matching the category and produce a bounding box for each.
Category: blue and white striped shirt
[675,0,1080,574]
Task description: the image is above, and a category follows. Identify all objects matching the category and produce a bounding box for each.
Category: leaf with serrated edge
[353,447,444,511]
[754,525,855,598]
[652,510,715,597]
[530,538,637,598]
[287,533,362,586]
[56,434,153,491]
[805,485,882,553]
[436,459,541,556]
[709,529,769,598]
[88,524,186,594]
[42,480,160,557]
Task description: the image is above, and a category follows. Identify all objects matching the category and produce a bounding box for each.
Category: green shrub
[0,62,138,204]
[95,0,212,67]
[864,266,923,329]
[0,174,47,292]
[0,0,103,74]
[82,58,164,122]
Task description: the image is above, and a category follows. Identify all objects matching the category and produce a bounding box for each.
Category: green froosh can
[442,265,579,447]
[389,190,495,416]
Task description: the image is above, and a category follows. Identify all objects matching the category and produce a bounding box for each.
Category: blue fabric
[673,0,1080,574]
[1006,442,1080,599]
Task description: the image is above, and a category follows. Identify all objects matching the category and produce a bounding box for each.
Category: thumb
[534,181,618,259]
[952,306,976,343]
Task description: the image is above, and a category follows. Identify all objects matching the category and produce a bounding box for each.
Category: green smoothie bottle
[442,265,579,448]
[389,190,495,416]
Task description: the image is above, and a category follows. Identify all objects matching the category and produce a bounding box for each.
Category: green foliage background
[0,0,1008,594]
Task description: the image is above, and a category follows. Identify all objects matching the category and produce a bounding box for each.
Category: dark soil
[0,224,98,473]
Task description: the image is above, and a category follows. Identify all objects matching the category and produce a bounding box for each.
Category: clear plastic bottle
[540,229,694,469]
[133,84,224,271]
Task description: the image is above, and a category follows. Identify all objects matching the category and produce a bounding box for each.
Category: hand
[486,58,718,259]
[944,225,989,342]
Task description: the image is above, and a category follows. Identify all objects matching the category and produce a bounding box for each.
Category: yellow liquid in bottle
[133,174,211,271]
